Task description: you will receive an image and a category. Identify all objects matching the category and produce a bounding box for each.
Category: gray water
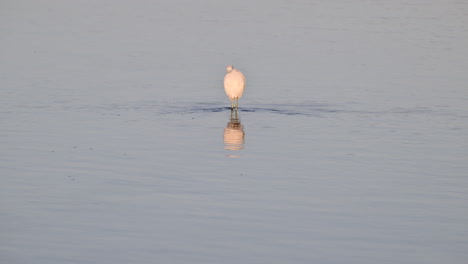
[1,1,468,263]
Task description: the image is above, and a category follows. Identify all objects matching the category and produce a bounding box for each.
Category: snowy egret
[224,65,246,109]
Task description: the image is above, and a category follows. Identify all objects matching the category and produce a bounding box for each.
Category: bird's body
[224,65,245,109]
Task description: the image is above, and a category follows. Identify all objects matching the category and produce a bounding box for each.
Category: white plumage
[224,65,245,109]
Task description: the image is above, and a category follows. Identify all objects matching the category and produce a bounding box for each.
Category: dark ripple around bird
[177,101,348,117]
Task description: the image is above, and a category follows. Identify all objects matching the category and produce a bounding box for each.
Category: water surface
[1,1,468,263]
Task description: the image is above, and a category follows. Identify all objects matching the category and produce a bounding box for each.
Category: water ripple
[8,100,465,120]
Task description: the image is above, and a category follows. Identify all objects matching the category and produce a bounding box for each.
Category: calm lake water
[1,1,468,263]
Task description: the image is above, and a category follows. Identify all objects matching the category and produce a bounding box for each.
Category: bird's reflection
[224,109,245,153]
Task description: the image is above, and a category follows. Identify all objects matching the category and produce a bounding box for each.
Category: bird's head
[226,65,234,73]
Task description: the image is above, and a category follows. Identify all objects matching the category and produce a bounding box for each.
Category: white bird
[224,65,246,109]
